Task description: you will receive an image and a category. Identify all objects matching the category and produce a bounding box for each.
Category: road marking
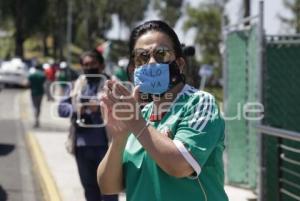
[19,91,29,120]
[26,133,62,201]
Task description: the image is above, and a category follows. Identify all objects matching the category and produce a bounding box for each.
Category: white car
[0,58,29,87]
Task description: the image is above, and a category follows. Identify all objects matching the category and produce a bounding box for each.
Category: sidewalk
[21,90,257,201]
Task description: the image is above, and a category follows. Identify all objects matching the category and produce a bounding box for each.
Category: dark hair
[35,64,43,70]
[129,20,183,60]
[80,49,104,65]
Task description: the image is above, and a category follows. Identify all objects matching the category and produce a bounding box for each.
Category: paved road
[0,88,42,201]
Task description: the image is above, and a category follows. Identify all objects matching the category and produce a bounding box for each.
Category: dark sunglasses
[132,47,174,67]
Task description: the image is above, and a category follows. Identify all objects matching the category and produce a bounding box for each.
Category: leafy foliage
[183,1,229,87]
[154,0,183,27]
[279,0,300,33]
[0,0,47,57]
[0,0,231,89]
[184,5,222,67]
[111,0,150,30]
[72,0,113,49]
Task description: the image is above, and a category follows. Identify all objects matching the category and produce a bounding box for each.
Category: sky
[106,0,291,44]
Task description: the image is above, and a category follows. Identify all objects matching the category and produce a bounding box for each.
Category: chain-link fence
[224,18,300,201]
[224,25,260,189]
[261,36,300,201]
[223,2,300,200]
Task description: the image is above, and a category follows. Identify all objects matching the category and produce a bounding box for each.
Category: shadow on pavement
[0,185,8,201]
[0,143,15,156]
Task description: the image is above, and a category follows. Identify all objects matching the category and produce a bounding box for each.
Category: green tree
[72,0,148,48]
[184,2,228,84]
[184,5,221,66]
[279,0,300,33]
[0,0,47,58]
[38,0,113,59]
[154,0,183,27]
[111,0,149,33]
[38,0,66,59]
[48,0,68,60]
[73,0,113,49]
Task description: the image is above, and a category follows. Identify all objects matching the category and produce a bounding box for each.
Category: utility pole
[66,0,73,66]
[296,1,300,33]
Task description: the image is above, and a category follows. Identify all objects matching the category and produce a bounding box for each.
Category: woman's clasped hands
[99,80,142,139]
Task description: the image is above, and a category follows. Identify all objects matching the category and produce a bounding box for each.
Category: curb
[20,90,62,201]
[26,133,62,201]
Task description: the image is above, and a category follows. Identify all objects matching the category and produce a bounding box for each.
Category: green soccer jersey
[123,84,228,201]
[28,69,46,96]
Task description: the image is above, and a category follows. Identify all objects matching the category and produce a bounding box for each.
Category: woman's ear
[176,57,186,73]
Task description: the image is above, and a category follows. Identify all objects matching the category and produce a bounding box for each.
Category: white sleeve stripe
[189,95,206,127]
[192,95,212,130]
[194,95,213,131]
[195,94,205,114]
[197,100,212,131]
[173,139,201,178]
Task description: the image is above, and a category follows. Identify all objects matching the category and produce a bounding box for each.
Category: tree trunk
[296,4,300,33]
[15,0,24,58]
[58,2,65,61]
[86,1,93,49]
[59,21,65,61]
[15,29,24,58]
[42,34,49,56]
[87,18,93,49]
[53,34,58,61]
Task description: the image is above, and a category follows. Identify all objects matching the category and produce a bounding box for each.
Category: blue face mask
[134,63,170,95]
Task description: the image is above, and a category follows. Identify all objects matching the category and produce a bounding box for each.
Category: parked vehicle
[0,58,29,87]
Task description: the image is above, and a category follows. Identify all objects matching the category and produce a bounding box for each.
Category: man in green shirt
[113,58,129,82]
[28,65,46,127]
[114,67,128,82]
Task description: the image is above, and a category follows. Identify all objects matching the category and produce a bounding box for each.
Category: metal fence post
[257,1,265,201]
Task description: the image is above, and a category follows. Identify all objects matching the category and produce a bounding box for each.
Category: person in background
[55,61,78,96]
[58,49,118,201]
[112,58,129,82]
[28,64,46,128]
[97,20,228,201]
[43,63,55,101]
[55,61,69,95]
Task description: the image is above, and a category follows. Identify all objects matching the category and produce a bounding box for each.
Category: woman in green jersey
[97,20,228,201]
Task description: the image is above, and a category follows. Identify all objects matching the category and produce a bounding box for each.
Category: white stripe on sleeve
[189,94,206,128]
[173,139,201,179]
[190,95,212,131]
[194,95,213,131]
